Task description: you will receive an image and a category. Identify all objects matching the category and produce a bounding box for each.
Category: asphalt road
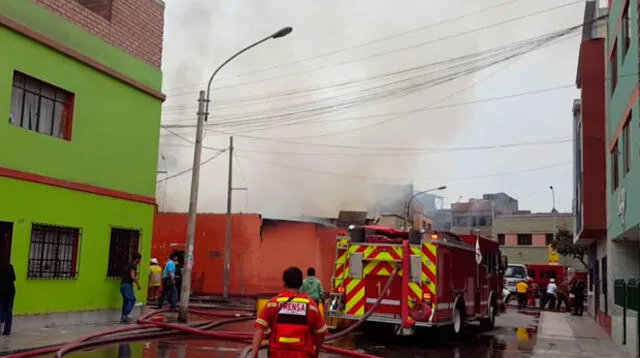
[52,309,540,357]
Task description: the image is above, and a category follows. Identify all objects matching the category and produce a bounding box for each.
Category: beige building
[493,213,583,268]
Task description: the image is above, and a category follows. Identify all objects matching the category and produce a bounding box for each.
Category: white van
[503,264,529,298]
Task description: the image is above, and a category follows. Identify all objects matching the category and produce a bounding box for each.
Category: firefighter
[515,279,529,309]
[250,266,329,358]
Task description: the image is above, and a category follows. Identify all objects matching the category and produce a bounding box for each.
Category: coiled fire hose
[239,265,400,358]
[3,273,398,358]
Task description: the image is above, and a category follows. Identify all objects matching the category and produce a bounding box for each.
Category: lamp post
[549,185,556,245]
[404,186,447,230]
[178,26,293,323]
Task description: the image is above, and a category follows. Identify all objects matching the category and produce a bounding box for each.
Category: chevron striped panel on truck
[348,244,403,261]
[344,278,365,316]
[422,242,438,300]
[333,236,350,290]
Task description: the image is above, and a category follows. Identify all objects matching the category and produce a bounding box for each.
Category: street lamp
[179,26,293,323]
[404,185,447,230]
[549,185,556,246]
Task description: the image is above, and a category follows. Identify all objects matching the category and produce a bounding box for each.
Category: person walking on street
[120,253,142,323]
[0,258,16,335]
[515,279,529,309]
[545,278,557,310]
[148,258,162,303]
[572,280,586,316]
[250,266,329,358]
[555,280,570,312]
[156,253,178,310]
[300,267,325,305]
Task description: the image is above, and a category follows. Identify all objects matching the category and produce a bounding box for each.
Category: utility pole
[223,136,234,299]
[550,185,556,246]
[178,90,206,323]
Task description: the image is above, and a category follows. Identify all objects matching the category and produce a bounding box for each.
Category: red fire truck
[326,225,505,336]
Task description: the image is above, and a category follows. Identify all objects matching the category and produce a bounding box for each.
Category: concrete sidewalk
[534,312,631,357]
[0,322,122,354]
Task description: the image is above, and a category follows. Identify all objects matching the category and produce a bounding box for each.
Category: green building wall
[0,1,163,314]
[0,26,162,197]
[606,0,640,239]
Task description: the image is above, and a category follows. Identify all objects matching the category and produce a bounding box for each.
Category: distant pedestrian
[0,258,16,335]
[148,258,162,303]
[120,253,142,323]
[544,279,557,310]
[572,280,586,316]
[156,253,178,310]
[515,279,529,309]
[174,261,183,303]
[555,281,570,312]
[301,267,325,305]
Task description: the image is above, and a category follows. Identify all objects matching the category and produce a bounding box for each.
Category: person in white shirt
[545,278,558,310]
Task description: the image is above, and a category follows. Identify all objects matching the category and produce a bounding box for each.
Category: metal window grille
[517,234,532,246]
[9,72,72,139]
[107,228,140,278]
[28,224,80,279]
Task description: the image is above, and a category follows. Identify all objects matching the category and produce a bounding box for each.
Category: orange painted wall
[152,213,340,296]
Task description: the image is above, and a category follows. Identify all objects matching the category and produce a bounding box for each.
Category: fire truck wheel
[480,301,496,330]
[451,304,464,336]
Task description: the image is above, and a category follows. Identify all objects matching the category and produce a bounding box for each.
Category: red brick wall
[152,213,340,296]
[33,0,164,68]
[579,39,607,236]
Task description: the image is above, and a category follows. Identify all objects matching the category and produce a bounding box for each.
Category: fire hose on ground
[3,268,398,358]
[239,265,401,358]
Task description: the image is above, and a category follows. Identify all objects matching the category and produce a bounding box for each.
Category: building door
[0,221,13,261]
[594,258,600,318]
[601,256,608,315]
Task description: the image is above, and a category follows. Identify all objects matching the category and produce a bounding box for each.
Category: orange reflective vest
[267,295,317,358]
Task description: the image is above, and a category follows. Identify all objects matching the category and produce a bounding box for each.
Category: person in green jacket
[301,267,325,304]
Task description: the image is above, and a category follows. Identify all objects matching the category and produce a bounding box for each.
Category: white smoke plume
[156,0,583,217]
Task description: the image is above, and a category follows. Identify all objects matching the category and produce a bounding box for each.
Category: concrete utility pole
[223,136,234,299]
[178,90,206,322]
[178,27,293,322]
[550,185,556,244]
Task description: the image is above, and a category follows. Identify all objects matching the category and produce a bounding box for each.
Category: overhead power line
[161,29,577,136]
[233,137,573,156]
[162,0,584,95]
[157,149,227,183]
[236,154,571,182]
[163,0,527,94]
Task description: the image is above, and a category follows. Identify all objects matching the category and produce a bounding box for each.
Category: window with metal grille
[107,228,140,279]
[546,233,554,246]
[610,40,618,94]
[497,234,505,246]
[612,143,619,191]
[622,2,630,56]
[623,114,631,173]
[28,224,80,279]
[9,71,74,140]
[517,234,532,246]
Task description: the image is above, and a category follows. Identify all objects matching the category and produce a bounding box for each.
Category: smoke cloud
[157,0,582,217]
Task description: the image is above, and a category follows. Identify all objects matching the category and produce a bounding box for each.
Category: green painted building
[606,0,639,356]
[0,0,164,322]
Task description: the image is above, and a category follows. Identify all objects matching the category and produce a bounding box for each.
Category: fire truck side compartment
[349,252,363,279]
[410,255,422,283]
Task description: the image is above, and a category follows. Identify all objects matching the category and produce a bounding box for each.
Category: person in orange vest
[250,266,329,358]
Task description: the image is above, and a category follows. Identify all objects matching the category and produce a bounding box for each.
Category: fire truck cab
[326,225,505,336]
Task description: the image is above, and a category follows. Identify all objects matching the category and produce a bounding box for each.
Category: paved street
[2,308,630,357]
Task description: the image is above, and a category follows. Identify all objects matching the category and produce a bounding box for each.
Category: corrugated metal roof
[261,215,336,227]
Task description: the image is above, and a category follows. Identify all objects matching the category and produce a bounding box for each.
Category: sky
[156,0,590,218]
